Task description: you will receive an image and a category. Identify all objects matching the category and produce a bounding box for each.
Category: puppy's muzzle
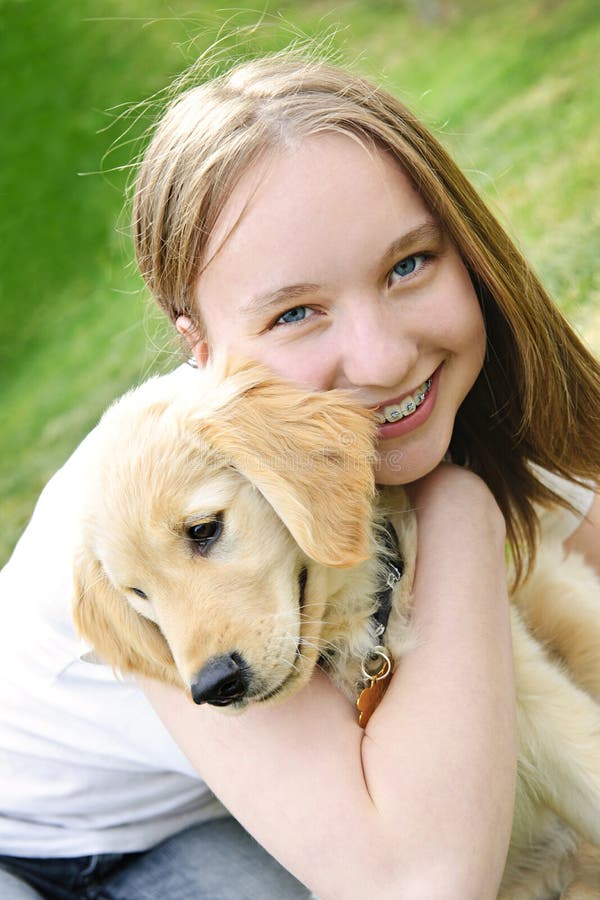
[191,652,248,706]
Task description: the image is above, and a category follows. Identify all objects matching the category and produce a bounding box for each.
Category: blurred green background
[1,0,599,564]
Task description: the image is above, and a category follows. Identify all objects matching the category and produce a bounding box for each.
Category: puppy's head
[73,360,377,709]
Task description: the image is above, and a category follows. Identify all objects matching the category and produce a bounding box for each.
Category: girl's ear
[176,315,209,368]
[198,375,377,567]
[72,546,180,686]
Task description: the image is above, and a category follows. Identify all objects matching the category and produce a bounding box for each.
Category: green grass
[1,0,598,563]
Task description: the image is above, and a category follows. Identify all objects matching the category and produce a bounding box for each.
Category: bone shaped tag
[356,650,394,728]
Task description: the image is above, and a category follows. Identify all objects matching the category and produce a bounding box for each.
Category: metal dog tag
[356,649,394,728]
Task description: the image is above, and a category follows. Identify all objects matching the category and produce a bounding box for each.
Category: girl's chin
[374,437,451,485]
[374,459,427,486]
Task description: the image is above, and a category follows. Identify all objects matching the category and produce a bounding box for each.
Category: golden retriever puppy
[72,360,600,899]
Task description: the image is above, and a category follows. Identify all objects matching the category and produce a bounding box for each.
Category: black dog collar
[371,518,404,639]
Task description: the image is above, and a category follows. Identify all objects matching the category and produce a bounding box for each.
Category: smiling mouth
[373,375,434,425]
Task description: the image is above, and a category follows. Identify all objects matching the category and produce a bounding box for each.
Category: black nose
[190,653,248,706]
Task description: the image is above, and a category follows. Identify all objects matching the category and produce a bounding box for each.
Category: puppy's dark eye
[129,587,148,600]
[187,514,223,550]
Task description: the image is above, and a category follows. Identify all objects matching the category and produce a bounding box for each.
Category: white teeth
[379,380,431,425]
[400,395,416,416]
[384,404,403,422]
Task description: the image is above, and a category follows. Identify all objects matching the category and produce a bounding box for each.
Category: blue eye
[391,254,425,280]
[394,257,417,277]
[276,306,311,326]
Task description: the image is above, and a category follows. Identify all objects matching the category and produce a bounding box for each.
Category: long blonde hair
[133,52,600,579]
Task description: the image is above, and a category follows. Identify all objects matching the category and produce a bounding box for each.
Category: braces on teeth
[375,378,432,425]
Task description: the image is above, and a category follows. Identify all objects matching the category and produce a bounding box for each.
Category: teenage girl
[1,53,598,899]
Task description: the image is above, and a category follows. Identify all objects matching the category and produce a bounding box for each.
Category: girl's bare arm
[143,465,516,900]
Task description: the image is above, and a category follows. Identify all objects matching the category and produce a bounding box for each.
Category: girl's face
[190,133,486,484]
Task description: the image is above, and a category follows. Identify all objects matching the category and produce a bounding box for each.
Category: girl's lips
[375,365,441,439]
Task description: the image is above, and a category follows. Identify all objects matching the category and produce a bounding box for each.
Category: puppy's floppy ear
[199,373,377,566]
[72,545,180,686]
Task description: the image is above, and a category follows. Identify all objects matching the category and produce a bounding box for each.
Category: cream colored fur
[73,361,600,899]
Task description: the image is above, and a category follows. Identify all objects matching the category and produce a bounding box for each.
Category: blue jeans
[0,817,311,899]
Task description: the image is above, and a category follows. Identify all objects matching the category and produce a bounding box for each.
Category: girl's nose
[333,300,418,392]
